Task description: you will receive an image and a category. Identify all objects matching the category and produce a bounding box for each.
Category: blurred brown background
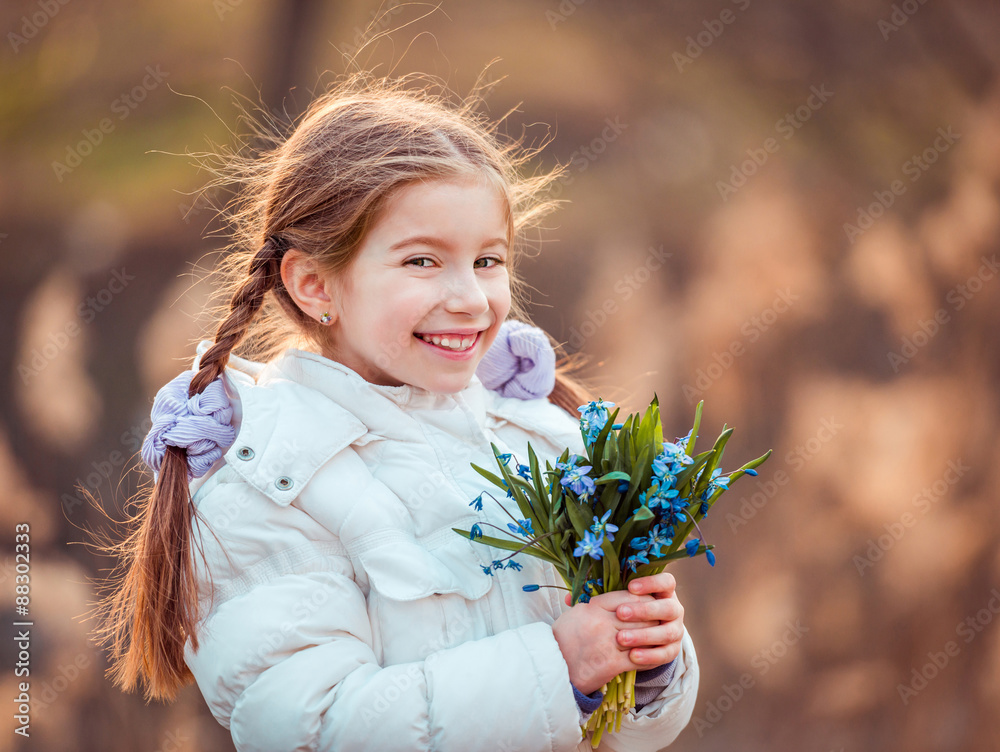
[2,1,999,750]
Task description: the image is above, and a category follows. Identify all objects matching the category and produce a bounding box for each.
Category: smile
[413,330,482,353]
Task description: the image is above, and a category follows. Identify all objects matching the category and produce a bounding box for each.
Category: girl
[96,71,699,751]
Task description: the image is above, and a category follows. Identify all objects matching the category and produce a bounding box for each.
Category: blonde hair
[93,67,600,702]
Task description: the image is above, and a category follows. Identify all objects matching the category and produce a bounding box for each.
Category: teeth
[417,332,476,350]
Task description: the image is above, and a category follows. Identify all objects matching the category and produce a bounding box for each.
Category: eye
[475,256,506,269]
[404,256,506,269]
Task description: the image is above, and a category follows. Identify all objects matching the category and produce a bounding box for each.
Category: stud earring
[320,312,332,324]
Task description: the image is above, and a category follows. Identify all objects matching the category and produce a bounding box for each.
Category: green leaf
[600,535,621,592]
[470,462,506,491]
[563,493,593,541]
[692,428,733,499]
[686,401,703,455]
[615,504,654,551]
[451,528,563,566]
[595,471,632,484]
[589,405,621,469]
[571,557,592,606]
[527,443,551,524]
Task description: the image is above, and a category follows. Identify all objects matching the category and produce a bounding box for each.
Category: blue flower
[573,529,605,560]
[522,583,540,592]
[507,518,535,537]
[617,478,630,493]
[516,463,532,481]
[469,493,484,511]
[654,443,694,474]
[505,559,523,571]
[492,559,505,570]
[645,524,674,558]
[497,452,513,466]
[590,509,618,543]
[629,535,651,551]
[577,592,592,603]
[560,465,596,500]
[706,549,716,566]
[625,551,650,572]
[469,524,483,541]
[745,468,758,476]
[555,454,582,472]
[481,564,494,575]
[702,468,729,499]
[578,399,616,444]
[674,430,695,448]
[685,538,700,557]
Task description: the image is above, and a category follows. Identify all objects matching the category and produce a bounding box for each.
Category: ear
[280,249,336,323]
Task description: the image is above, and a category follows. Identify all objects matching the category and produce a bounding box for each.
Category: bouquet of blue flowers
[454,396,771,746]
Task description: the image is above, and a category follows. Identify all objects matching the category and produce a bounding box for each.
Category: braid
[190,235,287,395]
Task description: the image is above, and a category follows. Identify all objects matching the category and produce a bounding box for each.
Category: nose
[439,267,490,316]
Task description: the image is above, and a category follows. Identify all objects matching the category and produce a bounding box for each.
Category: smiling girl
[95,71,699,751]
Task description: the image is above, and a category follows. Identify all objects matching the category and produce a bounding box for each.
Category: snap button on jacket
[183,342,699,751]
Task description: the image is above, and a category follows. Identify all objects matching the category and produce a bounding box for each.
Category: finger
[588,590,655,613]
[627,640,683,668]
[627,571,676,598]
[618,594,683,624]
[616,621,684,650]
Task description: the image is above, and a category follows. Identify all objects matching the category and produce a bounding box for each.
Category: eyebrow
[387,236,508,254]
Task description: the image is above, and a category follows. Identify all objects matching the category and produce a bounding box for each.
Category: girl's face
[324,174,512,393]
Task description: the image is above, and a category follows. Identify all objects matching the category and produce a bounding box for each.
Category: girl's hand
[616,571,685,669]
[552,589,660,695]
[562,571,685,671]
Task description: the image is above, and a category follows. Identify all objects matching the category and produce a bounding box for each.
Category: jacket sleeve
[184,558,588,752]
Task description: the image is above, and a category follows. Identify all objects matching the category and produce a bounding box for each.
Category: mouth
[412,329,485,353]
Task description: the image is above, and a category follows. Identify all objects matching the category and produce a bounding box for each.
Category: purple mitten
[476,319,556,399]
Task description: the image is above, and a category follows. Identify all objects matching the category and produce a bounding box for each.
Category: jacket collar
[191,340,579,506]
[263,346,494,440]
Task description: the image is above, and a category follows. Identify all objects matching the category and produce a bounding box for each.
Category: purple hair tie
[140,370,236,481]
[475,320,556,400]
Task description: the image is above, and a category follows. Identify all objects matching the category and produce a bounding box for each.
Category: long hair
[93,66,599,702]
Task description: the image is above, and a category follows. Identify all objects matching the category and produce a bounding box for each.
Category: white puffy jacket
[182,340,699,751]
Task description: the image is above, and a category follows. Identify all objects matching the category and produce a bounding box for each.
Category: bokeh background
[3,1,1000,750]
